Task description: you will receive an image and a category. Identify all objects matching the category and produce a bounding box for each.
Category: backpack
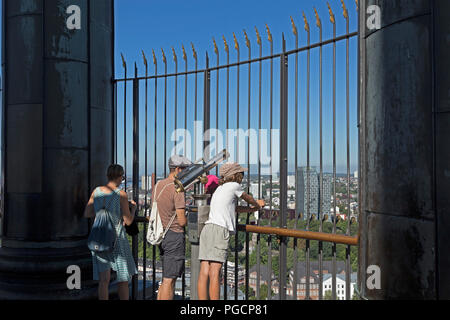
[87,189,121,253]
[146,182,178,245]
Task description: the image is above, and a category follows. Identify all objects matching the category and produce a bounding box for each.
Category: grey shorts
[159,230,186,279]
[198,223,230,263]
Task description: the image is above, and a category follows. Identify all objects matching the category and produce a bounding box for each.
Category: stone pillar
[359,0,450,299]
[0,0,114,299]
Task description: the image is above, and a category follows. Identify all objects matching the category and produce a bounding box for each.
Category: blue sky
[0,0,359,178]
[115,0,359,176]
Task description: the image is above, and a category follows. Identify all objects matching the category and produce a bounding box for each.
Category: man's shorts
[198,223,230,264]
[159,230,186,279]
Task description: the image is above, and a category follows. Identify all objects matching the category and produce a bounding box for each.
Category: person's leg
[157,277,176,300]
[198,261,210,300]
[157,231,184,300]
[117,281,129,300]
[208,262,223,300]
[98,269,111,300]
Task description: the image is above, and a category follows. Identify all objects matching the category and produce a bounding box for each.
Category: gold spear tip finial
[142,50,147,67]
[290,16,298,36]
[120,53,126,69]
[171,47,177,62]
[243,29,250,48]
[213,37,218,55]
[190,42,197,60]
[314,7,322,28]
[265,24,272,42]
[152,49,156,65]
[233,32,239,50]
[222,35,229,53]
[161,48,166,63]
[182,44,187,61]
[341,0,349,19]
[355,0,359,10]
[327,2,336,24]
[255,26,261,45]
[302,12,310,32]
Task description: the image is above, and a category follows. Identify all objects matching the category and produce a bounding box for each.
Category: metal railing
[113,0,359,300]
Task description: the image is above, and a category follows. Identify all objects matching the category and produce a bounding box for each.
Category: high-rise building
[141,175,152,191]
[250,183,262,198]
[287,175,296,188]
[296,167,332,221]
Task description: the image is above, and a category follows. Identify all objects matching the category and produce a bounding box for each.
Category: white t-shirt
[205,182,244,234]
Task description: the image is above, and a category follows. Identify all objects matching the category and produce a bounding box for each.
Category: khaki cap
[219,162,248,179]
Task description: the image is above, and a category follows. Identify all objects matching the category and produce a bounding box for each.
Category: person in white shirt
[197,162,265,300]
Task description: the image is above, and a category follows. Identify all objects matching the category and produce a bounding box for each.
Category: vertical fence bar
[315,8,324,301]
[279,33,288,301]
[172,48,178,154]
[192,44,198,160]
[356,0,362,300]
[121,54,127,190]
[114,82,118,163]
[244,29,251,301]
[291,16,299,301]
[172,46,184,300]
[303,12,311,300]
[142,51,148,300]
[330,1,338,300]
[233,32,240,300]
[183,46,188,156]
[266,24,273,301]
[182,46,188,299]
[344,0,351,300]
[132,63,139,300]
[152,49,158,299]
[213,38,219,176]
[162,49,167,178]
[223,35,230,300]
[256,26,262,300]
[203,53,211,158]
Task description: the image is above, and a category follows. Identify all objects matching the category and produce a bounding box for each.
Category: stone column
[359,0,450,299]
[0,0,114,299]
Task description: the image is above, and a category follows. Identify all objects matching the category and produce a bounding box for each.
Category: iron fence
[113,0,359,300]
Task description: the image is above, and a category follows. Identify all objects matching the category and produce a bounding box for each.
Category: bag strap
[103,189,122,248]
[154,182,174,202]
[154,181,179,238]
[162,211,179,239]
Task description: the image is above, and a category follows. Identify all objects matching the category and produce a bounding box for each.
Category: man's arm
[176,208,187,227]
[175,191,187,227]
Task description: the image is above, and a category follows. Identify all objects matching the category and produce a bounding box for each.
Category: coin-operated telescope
[174,149,229,193]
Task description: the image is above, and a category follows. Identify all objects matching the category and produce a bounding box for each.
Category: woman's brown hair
[219,172,243,185]
[107,164,124,181]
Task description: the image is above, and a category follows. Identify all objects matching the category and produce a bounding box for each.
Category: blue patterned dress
[91,187,137,282]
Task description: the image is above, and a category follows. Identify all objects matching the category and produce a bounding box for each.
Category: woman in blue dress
[84,164,137,300]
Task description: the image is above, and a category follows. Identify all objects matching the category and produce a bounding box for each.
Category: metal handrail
[133,216,358,246]
[237,224,358,246]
